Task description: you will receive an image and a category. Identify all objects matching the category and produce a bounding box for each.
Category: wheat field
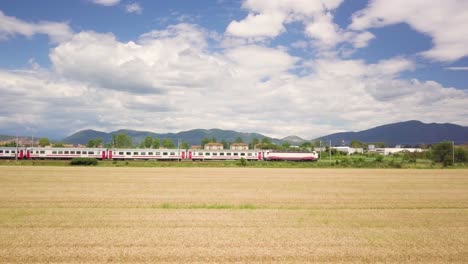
[0,167,467,263]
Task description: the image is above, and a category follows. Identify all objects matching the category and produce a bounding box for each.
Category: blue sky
[0,0,467,139]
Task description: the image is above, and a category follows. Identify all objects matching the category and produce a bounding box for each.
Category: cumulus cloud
[349,0,468,62]
[1,20,466,138]
[445,67,468,71]
[225,0,375,50]
[125,3,143,14]
[1,4,467,139]
[0,10,73,43]
[91,0,121,6]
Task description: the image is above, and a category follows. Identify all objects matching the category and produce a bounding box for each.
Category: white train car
[263,151,318,161]
[108,148,185,160]
[26,147,107,159]
[0,147,25,159]
[187,149,262,161]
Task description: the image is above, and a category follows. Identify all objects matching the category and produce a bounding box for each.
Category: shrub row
[70,158,98,166]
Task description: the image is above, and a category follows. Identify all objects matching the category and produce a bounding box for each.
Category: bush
[375,155,384,162]
[70,158,98,166]
[238,157,247,167]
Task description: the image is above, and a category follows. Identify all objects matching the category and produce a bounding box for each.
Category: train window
[52,151,57,154]
[88,151,94,155]
[11,150,15,154]
[70,151,75,154]
[233,153,238,156]
[226,153,231,156]
[40,151,45,154]
[36,151,39,154]
[205,152,210,156]
[126,152,131,155]
[163,152,168,155]
[198,152,203,155]
[156,152,161,155]
[212,153,218,156]
[64,151,69,154]
[148,152,153,155]
[58,151,63,154]
[141,152,146,155]
[220,153,224,156]
[170,152,175,155]
[133,152,138,155]
[247,153,252,156]
[82,151,87,154]
[240,153,245,156]
[5,150,9,154]
[119,152,124,155]
[76,151,81,154]
[0,150,3,153]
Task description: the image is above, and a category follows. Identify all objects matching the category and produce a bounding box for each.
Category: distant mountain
[281,135,307,144]
[63,128,282,146]
[316,120,468,146]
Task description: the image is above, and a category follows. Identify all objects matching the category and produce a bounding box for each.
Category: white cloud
[125,3,143,14]
[445,67,468,71]
[0,10,73,43]
[0,21,465,139]
[91,0,121,6]
[349,0,468,62]
[225,0,375,50]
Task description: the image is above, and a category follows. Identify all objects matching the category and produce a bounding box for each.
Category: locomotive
[0,147,319,161]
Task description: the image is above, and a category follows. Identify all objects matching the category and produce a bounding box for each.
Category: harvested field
[0,167,467,263]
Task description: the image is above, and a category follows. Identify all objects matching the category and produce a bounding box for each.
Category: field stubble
[0,167,467,263]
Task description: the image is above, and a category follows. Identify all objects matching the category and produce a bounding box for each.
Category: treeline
[321,141,468,166]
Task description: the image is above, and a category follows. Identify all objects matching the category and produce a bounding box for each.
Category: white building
[331,146,364,155]
[204,142,224,150]
[367,146,423,155]
[230,143,248,150]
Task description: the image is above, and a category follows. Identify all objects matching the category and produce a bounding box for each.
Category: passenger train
[0,147,318,161]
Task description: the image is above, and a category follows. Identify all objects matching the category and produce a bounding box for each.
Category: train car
[0,147,25,159]
[26,147,107,159]
[108,148,185,161]
[263,151,318,161]
[187,149,262,161]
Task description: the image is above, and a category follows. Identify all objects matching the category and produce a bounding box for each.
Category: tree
[3,141,17,147]
[455,147,468,162]
[235,137,243,143]
[250,137,259,149]
[221,139,229,149]
[180,141,190,149]
[201,137,210,147]
[210,136,217,143]
[281,142,291,149]
[38,138,50,147]
[430,141,453,166]
[372,142,387,148]
[350,140,365,148]
[53,142,64,147]
[143,136,153,148]
[87,138,103,148]
[114,133,133,148]
[261,137,271,144]
[153,138,160,149]
[300,142,314,150]
[162,138,175,148]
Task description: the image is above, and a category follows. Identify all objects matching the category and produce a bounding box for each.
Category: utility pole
[329,140,331,163]
[15,134,19,161]
[178,138,180,162]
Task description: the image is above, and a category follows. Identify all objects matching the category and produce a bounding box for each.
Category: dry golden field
[0,167,467,263]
